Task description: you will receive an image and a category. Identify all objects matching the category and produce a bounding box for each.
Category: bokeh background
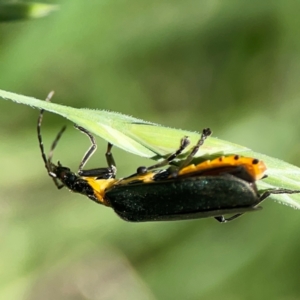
[1,0,300,299]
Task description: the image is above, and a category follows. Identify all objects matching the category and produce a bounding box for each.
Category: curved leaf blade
[1,89,300,208]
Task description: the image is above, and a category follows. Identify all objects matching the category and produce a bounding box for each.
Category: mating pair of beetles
[38,95,300,223]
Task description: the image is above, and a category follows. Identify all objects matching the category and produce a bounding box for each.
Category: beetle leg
[136,136,191,175]
[166,128,212,178]
[136,128,212,176]
[214,214,243,223]
[75,124,97,172]
[78,143,117,179]
[214,205,263,223]
[178,128,212,170]
[259,188,300,202]
[75,125,117,178]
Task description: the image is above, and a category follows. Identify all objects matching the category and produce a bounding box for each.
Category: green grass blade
[1,89,300,208]
[0,89,249,157]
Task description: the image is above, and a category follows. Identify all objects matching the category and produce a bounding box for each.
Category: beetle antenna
[37,91,55,173]
[37,91,65,188]
[47,125,67,166]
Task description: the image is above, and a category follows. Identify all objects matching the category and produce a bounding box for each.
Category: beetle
[37,93,300,222]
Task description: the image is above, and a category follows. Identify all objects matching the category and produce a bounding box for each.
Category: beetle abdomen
[106,175,259,222]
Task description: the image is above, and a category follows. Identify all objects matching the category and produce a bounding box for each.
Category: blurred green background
[1,0,300,299]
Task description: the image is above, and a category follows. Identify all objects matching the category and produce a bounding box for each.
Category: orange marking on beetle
[178,155,267,180]
[84,177,117,206]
